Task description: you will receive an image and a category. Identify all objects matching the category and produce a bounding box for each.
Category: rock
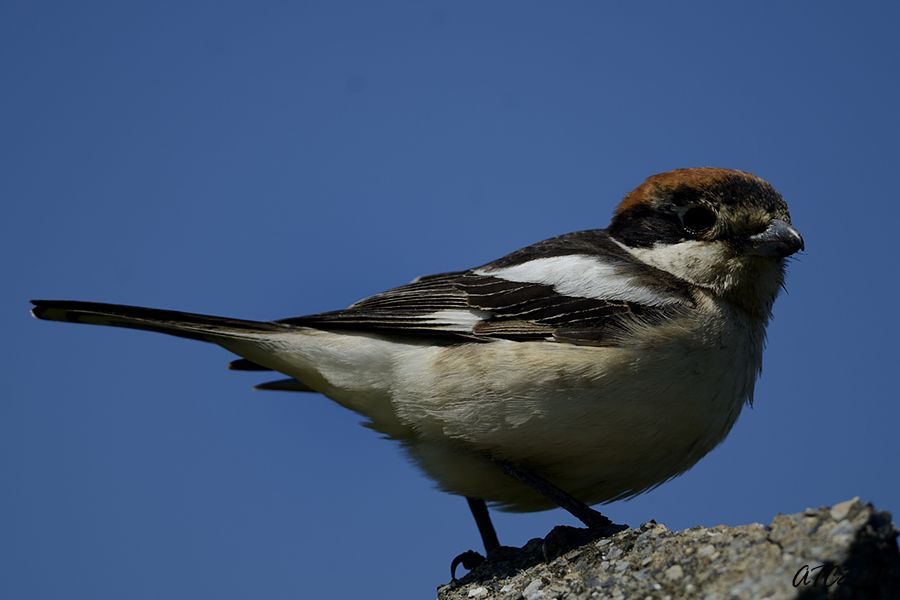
[437,498,899,600]
[521,578,544,600]
[830,497,859,522]
[664,564,683,580]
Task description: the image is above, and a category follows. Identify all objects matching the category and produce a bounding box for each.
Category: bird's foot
[449,545,526,582]
[450,549,485,581]
[541,521,628,562]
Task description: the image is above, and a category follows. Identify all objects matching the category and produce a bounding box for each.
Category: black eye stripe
[669,187,704,207]
[608,204,686,248]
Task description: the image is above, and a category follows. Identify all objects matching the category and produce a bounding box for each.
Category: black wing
[283,230,694,346]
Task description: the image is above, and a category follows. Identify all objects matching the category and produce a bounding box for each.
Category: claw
[450,549,485,581]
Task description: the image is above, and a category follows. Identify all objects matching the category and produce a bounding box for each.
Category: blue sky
[3,2,899,598]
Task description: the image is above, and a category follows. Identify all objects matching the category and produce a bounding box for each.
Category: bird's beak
[747,219,805,257]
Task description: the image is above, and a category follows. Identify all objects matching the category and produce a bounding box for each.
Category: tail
[30,299,287,343]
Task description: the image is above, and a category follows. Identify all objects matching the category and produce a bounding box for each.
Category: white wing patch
[475,255,679,306]
[423,308,491,331]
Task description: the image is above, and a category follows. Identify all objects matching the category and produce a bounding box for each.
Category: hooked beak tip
[748,219,804,257]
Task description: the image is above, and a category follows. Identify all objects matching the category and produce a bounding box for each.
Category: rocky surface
[437,498,899,600]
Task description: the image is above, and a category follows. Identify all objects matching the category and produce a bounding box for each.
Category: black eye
[681,206,716,235]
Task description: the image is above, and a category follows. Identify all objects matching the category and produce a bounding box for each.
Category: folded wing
[283,230,694,346]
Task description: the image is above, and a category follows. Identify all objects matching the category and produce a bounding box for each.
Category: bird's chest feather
[392,298,764,493]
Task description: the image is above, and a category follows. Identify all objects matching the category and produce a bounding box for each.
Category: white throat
[622,240,785,318]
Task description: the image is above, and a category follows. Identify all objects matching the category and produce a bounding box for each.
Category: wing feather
[283,230,693,345]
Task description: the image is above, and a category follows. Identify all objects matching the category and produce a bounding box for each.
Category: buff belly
[227,306,763,512]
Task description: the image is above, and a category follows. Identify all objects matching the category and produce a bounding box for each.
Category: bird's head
[608,167,803,318]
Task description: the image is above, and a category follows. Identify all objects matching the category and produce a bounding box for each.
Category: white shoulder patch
[475,255,679,306]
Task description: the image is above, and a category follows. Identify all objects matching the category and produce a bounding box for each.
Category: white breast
[390,295,765,510]
[226,295,765,512]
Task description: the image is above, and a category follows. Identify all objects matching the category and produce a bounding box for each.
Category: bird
[31,167,803,575]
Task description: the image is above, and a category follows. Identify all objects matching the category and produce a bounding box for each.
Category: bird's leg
[467,497,501,553]
[450,497,499,581]
[450,463,628,579]
[496,460,625,533]
[496,460,627,560]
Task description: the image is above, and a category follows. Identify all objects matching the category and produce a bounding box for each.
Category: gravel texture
[437,498,899,600]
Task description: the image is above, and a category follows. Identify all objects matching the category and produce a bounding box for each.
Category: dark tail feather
[254,378,316,393]
[30,300,285,343]
[229,358,273,371]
